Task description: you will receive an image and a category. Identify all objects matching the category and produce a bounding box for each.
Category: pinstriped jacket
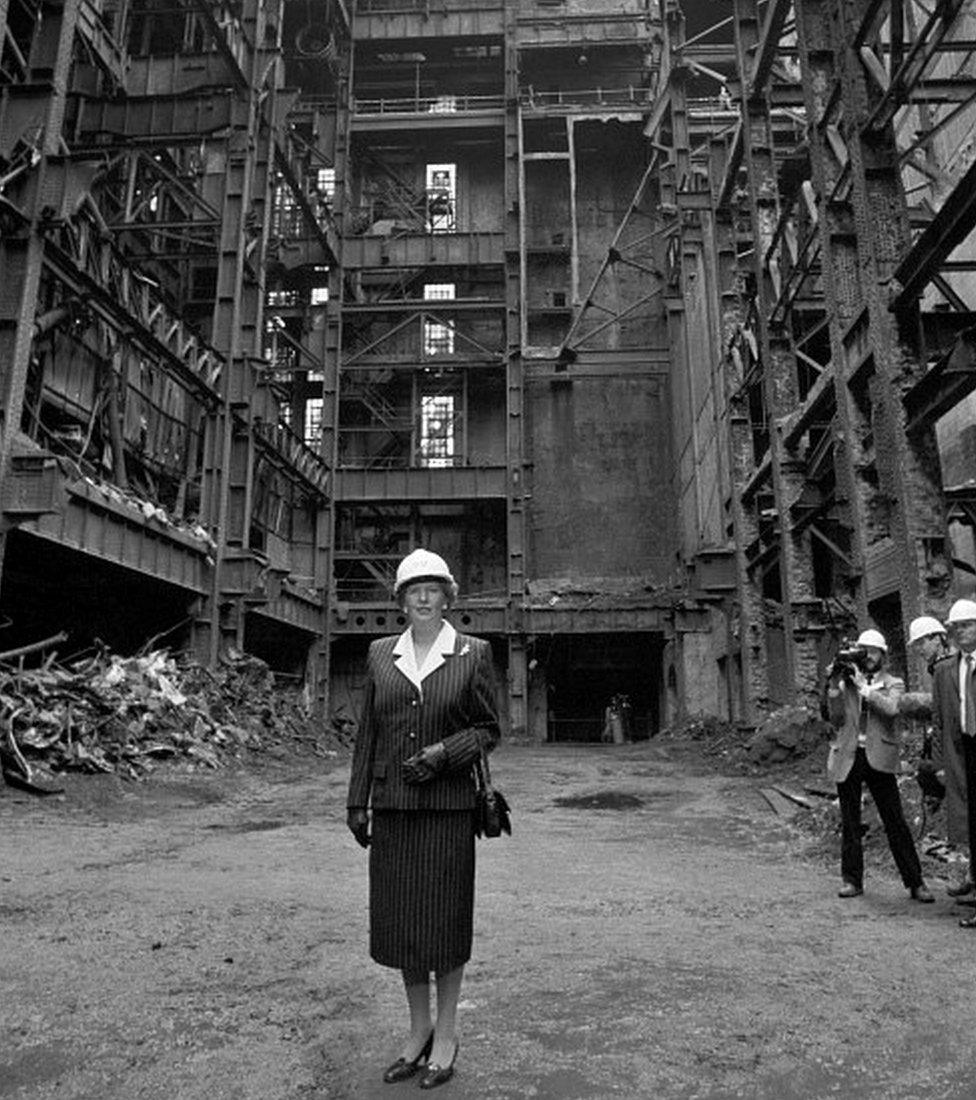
[346,628,500,812]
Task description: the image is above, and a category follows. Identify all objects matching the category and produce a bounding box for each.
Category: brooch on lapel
[459,642,471,656]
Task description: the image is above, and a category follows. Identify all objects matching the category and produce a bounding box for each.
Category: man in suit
[931,598,976,928]
[824,628,933,902]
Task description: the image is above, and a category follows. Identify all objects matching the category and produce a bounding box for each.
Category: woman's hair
[396,578,459,609]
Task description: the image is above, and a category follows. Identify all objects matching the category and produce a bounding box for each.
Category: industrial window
[424,322,454,356]
[377,50,427,63]
[428,96,458,114]
[419,395,455,468]
[452,44,501,60]
[423,283,455,355]
[273,182,301,239]
[424,283,455,300]
[310,264,329,306]
[316,168,336,202]
[426,163,455,233]
[304,397,323,447]
[265,316,294,376]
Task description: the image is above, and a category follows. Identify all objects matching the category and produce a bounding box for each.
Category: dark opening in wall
[538,632,663,743]
[0,529,197,660]
[243,613,315,680]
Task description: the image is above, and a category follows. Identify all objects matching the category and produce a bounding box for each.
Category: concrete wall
[674,615,724,721]
[526,367,675,582]
[466,373,506,464]
[573,120,657,350]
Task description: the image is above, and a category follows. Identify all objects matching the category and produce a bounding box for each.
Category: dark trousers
[837,748,923,890]
[962,735,976,871]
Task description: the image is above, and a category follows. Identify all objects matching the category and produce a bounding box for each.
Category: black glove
[402,742,448,785]
[347,808,370,848]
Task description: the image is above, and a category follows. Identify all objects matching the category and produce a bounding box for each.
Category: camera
[831,643,869,677]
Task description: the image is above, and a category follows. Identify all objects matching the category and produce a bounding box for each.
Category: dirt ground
[2,739,976,1100]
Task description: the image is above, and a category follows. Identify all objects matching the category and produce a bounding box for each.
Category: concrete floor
[1,740,975,1099]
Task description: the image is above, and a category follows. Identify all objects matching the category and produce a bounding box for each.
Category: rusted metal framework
[650,0,976,717]
[10,0,969,730]
[319,0,673,740]
[0,0,347,700]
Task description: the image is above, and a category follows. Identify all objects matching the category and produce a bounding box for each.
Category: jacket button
[408,732,417,739]
[411,700,418,707]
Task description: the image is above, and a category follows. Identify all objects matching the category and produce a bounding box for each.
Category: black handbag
[473,747,511,839]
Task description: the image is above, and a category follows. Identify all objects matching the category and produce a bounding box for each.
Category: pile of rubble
[662,713,745,757]
[744,705,832,766]
[663,704,832,772]
[0,646,348,794]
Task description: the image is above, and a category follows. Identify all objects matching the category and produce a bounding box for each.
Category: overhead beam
[750,0,793,95]
[892,154,976,307]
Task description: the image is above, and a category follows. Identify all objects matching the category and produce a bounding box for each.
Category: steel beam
[903,326,976,435]
[892,155,976,308]
[334,464,506,502]
[72,94,246,146]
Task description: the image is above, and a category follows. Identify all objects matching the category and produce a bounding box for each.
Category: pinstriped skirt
[369,810,476,974]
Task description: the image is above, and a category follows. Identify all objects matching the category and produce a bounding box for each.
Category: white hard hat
[947,598,976,624]
[855,628,888,652]
[908,616,947,645]
[394,548,455,596]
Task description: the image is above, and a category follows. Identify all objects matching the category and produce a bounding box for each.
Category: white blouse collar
[393,620,457,691]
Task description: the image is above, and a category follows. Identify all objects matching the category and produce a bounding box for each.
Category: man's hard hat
[947,598,976,624]
[856,628,888,651]
[394,548,455,596]
[908,616,947,645]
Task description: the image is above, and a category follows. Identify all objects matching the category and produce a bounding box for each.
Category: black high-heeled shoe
[382,1031,434,1084]
[418,1039,459,1090]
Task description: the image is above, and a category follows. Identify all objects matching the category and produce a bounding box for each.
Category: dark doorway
[538,632,664,743]
[868,592,905,676]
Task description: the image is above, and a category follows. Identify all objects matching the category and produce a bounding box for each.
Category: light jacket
[825,670,905,783]
[346,629,500,812]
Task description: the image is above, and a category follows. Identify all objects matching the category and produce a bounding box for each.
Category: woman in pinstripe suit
[346,549,500,1089]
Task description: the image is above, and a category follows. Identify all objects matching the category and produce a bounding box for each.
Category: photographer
[823,628,934,903]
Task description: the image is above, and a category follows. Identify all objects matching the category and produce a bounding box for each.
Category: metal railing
[521,86,653,110]
[352,93,505,115]
[356,0,502,12]
[337,451,465,470]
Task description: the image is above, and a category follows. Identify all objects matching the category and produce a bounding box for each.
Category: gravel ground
[2,739,975,1100]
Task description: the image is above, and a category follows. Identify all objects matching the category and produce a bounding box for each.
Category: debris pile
[664,713,742,751]
[0,647,347,793]
[745,704,831,766]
